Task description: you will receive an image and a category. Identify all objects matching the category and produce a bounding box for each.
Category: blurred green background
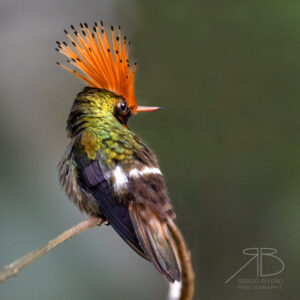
[0,0,299,299]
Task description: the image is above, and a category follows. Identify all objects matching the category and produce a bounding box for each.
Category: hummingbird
[56,22,182,284]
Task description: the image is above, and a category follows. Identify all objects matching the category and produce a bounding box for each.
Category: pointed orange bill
[136,106,161,112]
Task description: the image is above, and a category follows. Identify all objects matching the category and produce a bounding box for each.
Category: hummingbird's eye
[120,100,127,112]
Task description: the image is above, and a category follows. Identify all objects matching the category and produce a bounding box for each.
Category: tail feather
[129,203,181,282]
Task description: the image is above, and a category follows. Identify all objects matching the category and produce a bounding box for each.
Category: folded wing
[79,159,148,259]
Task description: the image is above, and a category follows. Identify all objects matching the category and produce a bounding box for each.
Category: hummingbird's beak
[136,106,161,112]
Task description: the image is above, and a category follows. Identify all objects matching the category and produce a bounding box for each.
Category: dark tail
[129,203,181,283]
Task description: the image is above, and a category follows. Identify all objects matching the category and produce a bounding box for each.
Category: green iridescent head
[66,86,162,138]
[73,87,132,124]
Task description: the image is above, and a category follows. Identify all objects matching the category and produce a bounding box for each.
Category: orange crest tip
[56,22,137,111]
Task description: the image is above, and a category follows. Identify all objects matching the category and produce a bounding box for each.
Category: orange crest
[56,22,137,112]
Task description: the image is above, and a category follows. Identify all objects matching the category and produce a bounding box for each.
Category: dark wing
[78,159,148,260]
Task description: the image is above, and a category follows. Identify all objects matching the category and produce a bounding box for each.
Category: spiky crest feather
[56,22,137,112]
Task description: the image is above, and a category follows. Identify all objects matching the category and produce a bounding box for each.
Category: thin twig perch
[0,216,103,284]
[168,221,195,300]
[0,216,194,300]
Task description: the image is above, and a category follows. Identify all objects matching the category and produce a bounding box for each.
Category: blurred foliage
[0,0,299,299]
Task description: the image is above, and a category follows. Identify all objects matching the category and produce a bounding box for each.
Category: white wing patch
[111,165,128,192]
[129,167,162,178]
[110,165,162,193]
[128,168,139,178]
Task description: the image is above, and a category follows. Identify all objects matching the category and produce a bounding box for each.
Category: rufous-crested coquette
[56,22,192,289]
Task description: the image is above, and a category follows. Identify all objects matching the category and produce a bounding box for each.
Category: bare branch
[168,221,195,300]
[0,216,104,284]
[0,216,194,300]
